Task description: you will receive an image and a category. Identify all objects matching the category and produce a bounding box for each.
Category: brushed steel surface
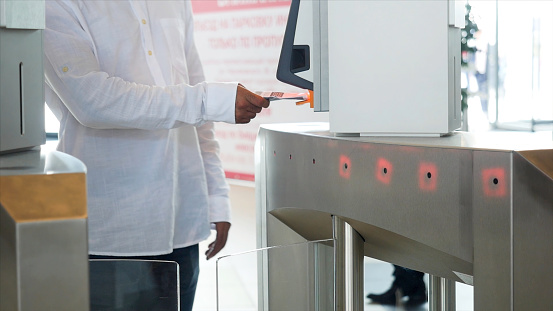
[0,206,17,309]
[0,0,45,29]
[0,27,45,153]
[429,275,456,311]
[256,123,553,310]
[0,148,89,311]
[333,216,364,311]
[472,150,512,310]
[263,126,474,279]
[259,123,553,151]
[19,219,89,310]
[512,152,553,310]
[0,148,87,176]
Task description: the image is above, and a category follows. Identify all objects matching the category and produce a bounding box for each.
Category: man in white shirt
[43,1,269,310]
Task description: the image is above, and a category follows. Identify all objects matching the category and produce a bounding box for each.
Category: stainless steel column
[1,150,89,311]
[333,216,364,311]
[429,275,456,311]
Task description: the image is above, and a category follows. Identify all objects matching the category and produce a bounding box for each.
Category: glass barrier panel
[216,239,334,311]
[89,259,179,311]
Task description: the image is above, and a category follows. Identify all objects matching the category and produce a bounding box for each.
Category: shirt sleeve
[183,2,231,223]
[197,122,232,223]
[43,0,237,130]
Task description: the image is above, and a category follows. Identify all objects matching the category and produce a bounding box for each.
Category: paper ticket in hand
[255,91,308,101]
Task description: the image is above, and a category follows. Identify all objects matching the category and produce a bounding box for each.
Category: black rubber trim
[276,0,314,90]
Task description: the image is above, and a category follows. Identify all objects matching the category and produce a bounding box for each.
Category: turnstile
[256,123,553,310]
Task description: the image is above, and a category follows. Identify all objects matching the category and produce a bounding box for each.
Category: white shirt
[43,0,237,256]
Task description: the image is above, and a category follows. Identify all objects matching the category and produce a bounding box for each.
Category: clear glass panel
[89,259,179,311]
[463,1,553,131]
[216,239,334,311]
[495,1,553,130]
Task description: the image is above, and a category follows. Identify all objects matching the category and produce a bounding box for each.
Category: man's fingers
[249,91,270,109]
[247,104,263,114]
[205,241,215,257]
[241,110,257,120]
[206,243,221,260]
[206,237,226,260]
[206,222,231,260]
[235,85,270,123]
[249,93,270,109]
[235,109,256,124]
[240,87,269,109]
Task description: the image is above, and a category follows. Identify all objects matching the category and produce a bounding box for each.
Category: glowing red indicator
[482,167,506,197]
[418,162,438,192]
[376,157,393,184]
[339,155,351,179]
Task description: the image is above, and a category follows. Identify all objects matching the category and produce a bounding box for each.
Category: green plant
[461,2,479,112]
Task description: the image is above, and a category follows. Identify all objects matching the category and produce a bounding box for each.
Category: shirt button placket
[141,17,152,57]
[136,8,165,86]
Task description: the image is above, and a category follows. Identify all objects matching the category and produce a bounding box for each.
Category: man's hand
[235,85,270,124]
[205,221,231,260]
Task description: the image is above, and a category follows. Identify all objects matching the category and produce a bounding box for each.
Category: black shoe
[367,266,427,306]
[367,286,426,306]
[366,285,401,305]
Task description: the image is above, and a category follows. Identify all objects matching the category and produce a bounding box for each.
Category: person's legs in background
[367,264,427,306]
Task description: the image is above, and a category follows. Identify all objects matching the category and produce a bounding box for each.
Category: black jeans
[89,244,199,311]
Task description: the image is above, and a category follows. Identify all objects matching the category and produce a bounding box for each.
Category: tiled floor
[192,184,474,311]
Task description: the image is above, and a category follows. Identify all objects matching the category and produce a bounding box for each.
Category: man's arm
[44,0,266,130]
[182,1,269,125]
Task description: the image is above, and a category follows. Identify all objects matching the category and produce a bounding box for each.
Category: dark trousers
[89,244,199,311]
[393,265,424,281]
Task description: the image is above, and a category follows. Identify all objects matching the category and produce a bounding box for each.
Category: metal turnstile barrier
[256,123,553,311]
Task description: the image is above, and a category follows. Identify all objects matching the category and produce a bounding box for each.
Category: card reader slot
[291,45,310,73]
